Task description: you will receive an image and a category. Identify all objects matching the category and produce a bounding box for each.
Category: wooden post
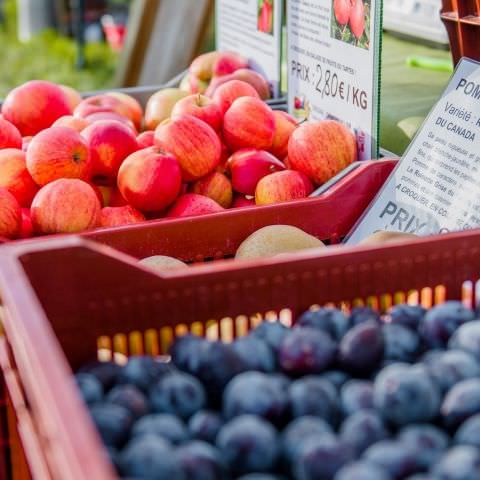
[115,0,214,87]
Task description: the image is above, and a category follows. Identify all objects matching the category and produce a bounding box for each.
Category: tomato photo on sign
[331,0,371,50]
[258,0,274,35]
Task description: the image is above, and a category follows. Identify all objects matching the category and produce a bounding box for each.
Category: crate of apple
[0,51,357,241]
[75,301,480,479]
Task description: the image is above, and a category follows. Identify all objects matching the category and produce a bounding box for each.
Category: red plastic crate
[2,224,480,479]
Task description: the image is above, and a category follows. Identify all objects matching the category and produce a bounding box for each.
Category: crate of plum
[0,50,364,245]
[2,227,480,478]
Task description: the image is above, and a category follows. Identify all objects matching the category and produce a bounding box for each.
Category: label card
[216,0,283,98]
[346,59,480,244]
[287,0,383,160]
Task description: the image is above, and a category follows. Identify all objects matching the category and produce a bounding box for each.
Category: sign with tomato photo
[331,0,371,50]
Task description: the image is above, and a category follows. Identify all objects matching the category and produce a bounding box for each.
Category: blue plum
[388,304,426,330]
[106,384,149,419]
[89,403,133,448]
[175,440,227,480]
[349,306,381,326]
[188,410,224,444]
[118,355,174,392]
[441,379,480,430]
[334,461,392,480]
[448,321,480,362]
[297,307,349,340]
[454,414,480,448]
[251,321,288,353]
[237,475,282,480]
[170,334,207,374]
[131,413,189,444]
[79,361,122,391]
[382,323,421,363]
[432,446,480,480]
[340,380,374,416]
[75,373,103,405]
[320,370,350,390]
[232,336,275,372]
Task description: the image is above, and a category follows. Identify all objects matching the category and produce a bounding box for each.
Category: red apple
[84,111,137,133]
[52,115,90,132]
[98,185,128,207]
[0,149,38,207]
[1,80,71,136]
[223,97,275,151]
[105,92,143,130]
[82,120,138,182]
[228,148,285,196]
[167,193,224,218]
[192,171,233,208]
[26,127,91,186]
[190,51,222,81]
[74,94,130,121]
[206,69,271,100]
[31,179,101,234]
[59,85,82,110]
[0,117,22,149]
[155,115,221,181]
[144,88,189,130]
[232,194,256,208]
[21,136,33,152]
[288,120,357,185]
[99,205,145,228]
[136,130,155,149]
[213,52,248,77]
[270,111,297,160]
[255,170,313,205]
[87,182,104,206]
[188,75,209,95]
[349,0,365,39]
[0,187,21,239]
[172,94,223,131]
[118,147,182,211]
[19,208,33,238]
[334,0,351,25]
[212,80,260,115]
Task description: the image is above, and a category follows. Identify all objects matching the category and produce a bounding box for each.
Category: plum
[432,446,480,480]
[232,336,275,372]
[340,379,374,416]
[441,379,480,430]
[334,461,392,480]
[118,355,174,392]
[89,403,133,448]
[320,370,350,390]
[382,323,421,363]
[131,413,189,444]
[75,373,103,405]
[388,304,426,330]
[297,307,349,340]
[216,414,279,475]
[149,372,206,420]
[279,327,336,376]
[454,414,480,448]
[79,361,122,391]
[349,306,381,326]
[175,440,227,480]
[251,321,288,354]
[170,334,207,374]
[448,321,480,362]
[106,384,149,419]
[188,410,224,444]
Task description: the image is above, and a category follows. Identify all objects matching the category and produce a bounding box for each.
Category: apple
[232,194,256,208]
[105,92,143,129]
[213,51,248,77]
[136,131,155,149]
[86,182,104,206]
[100,205,145,228]
[0,117,22,149]
[84,111,137,133]
[1,80,71,136]
[0,149,38,207]
[167,193,224,218]
[26,126,91,186]
[19,208,33,238]
[144,88,189,130]
[179,74,193,93]
[31,179,101,234]
[270,111,297,160]
[288,120,357,185]
[52,115,90,132]
[82,120,138,182]
[21,136,33,152]
[74,94,130,121]
[212,80,260,115]
[255,170,313,205]
[98,185,128,207]
[118,147,182,211]
[228,69,271,100]
[172,94,223,132]
[188,74,209,94]
[155,115,221,181]
[349,0,365,39]
[59,84,82,110]
[223,97,276,151]
[190,51,222,81]
[217,139,231,174]
[228,148,285,196]
[0,187,21,239]
[334,0,351,26]
[192,171,233,208]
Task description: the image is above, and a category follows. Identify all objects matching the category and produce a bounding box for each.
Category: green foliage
[0,0,116,98]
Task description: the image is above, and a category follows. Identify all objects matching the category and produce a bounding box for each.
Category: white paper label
[346,59,480,244]
[286,0,382,160]
[216,0,283,98]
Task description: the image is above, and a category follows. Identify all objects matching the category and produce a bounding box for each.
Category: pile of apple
[0,50,357,241]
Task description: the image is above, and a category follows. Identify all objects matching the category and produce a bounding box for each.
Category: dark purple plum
[454,414,480,448]
[232,336,275,372]
[120,434,184,479]
[388,304,426,330]
[170,334,207,374]
[293,434,354,480]
[106,384,149,419]
[349,306,381,326]
[279,327,336,376]
[297,307,349,340]
[149,372,206,420]
[251,321,288,353]
[75,373,103,405]
[288,376,337,424]
[340,380,374,416]
[118,355,174,392]
[419,301,475,349]
[373,363,441,426]
[363,440,421,479]
[223,371,288,425]
[175,440,227,480]
[339,410,389,455]
[320,370,350,390]
[432,446,480,480]
[131,413,189,444]
[79,361,122,391]
[441,379,480,430]
[424,350,480,393]
[188,410,224,444]
[448,321,480,362]
[89,403,133,448]
[281,416,334,463]
[334,461,392,480]
[398,424,449,470]
[216,414,279,475]
[405,475,435,480]
[237,475,283,480]
[383,323,421,363]
[339,321,384,375]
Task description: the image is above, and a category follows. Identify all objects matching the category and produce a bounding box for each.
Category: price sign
[216,0,283,98]
[287,0,383,160]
